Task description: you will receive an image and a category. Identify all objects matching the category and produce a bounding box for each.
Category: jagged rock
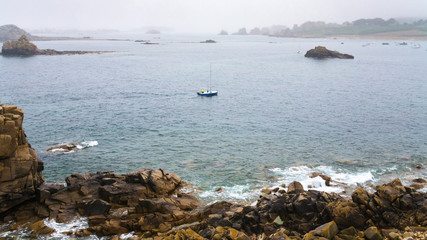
[1,35,39,56]
[77,198,111,216]
[337,226,364,239]
[309,221,338,239]
[351,187,371,206]
[326,201,366,229]
[412,178,426,183]
[29,220,55,237]
[211,226,250,240]
[0,104,44,213]
[304,46,354,59]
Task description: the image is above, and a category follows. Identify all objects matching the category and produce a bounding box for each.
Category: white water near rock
[47,140,98,153]
[270,165,375,195]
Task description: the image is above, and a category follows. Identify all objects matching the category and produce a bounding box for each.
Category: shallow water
[1,34,426,205]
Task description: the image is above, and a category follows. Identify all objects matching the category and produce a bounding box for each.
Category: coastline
[1,104,426,239]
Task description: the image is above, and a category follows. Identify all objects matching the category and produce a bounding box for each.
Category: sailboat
[197,65,218,96]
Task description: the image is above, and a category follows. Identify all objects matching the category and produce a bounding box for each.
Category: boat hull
[197,91,218,96]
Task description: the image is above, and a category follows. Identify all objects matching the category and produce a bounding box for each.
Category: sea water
[1,34,426,206]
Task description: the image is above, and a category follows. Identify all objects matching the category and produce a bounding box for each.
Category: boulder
[29,220,55,237]
[337,226,364,239]
[309,221,338,239]
[304,46,354,59]
[326,201,366,229]
[287,181,304,194]
[77,198,111,216]
[364,226,383,240]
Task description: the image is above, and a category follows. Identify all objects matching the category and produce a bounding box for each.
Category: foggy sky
[1,0,426,33]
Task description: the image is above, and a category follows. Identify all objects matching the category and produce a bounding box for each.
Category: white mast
[209,64,212,91]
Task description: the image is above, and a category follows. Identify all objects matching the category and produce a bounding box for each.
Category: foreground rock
[305,46,354,59]
[3,172,425,239]
[1,35,111,56]
[0,104,45,213]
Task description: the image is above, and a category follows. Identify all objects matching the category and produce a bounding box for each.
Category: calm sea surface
[1,34,426,202]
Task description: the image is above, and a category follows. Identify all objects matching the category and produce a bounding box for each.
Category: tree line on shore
[220,18,427,37]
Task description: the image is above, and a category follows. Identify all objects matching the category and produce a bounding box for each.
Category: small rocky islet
[305,46,354,59]
[1,105,426,239]
[1,35,111,56]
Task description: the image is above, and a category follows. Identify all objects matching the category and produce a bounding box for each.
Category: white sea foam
[0,218,95,239]
[48,140,98,154]
[75,140,99,150]
[50,148,68,153]
[199,184,261,204]
[270,165,374,194]
[43,217,91,239]
[119,232,137,239]
[197,166,376,203]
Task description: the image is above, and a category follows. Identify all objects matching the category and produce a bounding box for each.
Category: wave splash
[197,165,376,204]
[46,140,98,153]
[270,165,374,194]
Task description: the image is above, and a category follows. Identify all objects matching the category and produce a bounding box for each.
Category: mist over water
[1,34,426,203]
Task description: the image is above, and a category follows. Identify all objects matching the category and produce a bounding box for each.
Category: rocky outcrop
[3,168,201,237]
[0,104,44,213]
[2,169,426,239]
[200,39,216,43]
[1,35,39,56]
[1,35,111,56]
[305,46,354,59]
[46,143,78,153]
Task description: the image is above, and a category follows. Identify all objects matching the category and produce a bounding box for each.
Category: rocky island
[305,46,354,59]
[0,104,426,239]
[1,35,111,56]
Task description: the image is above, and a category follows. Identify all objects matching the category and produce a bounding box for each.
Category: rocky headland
[0,105,426,239]
[305,46,354,59]
[1,35,111,56]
